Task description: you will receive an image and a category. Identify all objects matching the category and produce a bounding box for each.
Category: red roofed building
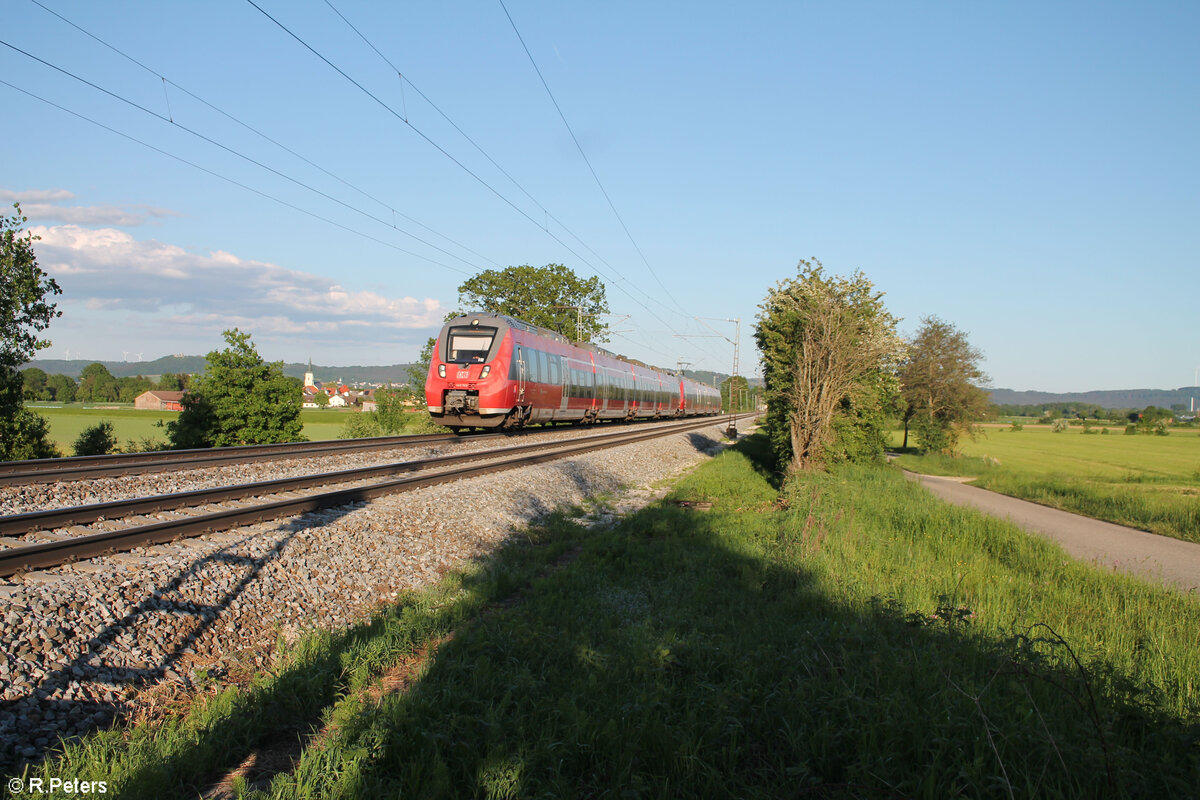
[134,390,186,411]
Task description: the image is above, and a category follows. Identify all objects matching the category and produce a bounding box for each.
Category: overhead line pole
[680,317,742,435]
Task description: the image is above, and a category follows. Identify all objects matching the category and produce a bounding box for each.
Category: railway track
[0,415,750,578]
[0,431,496,487]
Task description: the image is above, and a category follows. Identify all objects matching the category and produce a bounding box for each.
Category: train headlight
[438,364,446,378]
[480,365,491,378]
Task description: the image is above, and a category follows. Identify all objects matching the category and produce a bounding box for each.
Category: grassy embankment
[11,433,1198,797]
[893,425,1200,544]
[22,406,434,453]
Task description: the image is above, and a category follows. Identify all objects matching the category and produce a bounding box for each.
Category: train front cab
[426,317,515,429]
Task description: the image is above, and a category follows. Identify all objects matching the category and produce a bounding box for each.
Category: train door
[550,353,566,411]
[589,353,599,415]
[515,346,526,403]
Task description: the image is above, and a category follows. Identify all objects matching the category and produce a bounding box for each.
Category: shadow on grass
[286,441,1196,797]
[317,519,1190,797]
[21,437,1199,798]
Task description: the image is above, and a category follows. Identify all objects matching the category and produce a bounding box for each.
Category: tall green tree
[456,264,609,342]
[407,336,436,403]
[0,204,61,459]
[117,375,154,402]
[46,373,76,402]
[720,375,753,412]
[77,362,120,402]
[755,259,903,471]
[168,329,304,448]
[373,386,410,434]
[157,372,190,391]
[21,366,48,400]
[898,316,990,454]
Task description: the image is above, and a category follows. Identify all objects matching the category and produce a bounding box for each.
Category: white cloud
[1,188,178,226]
[0,189,76,204]
[31,225,445,339]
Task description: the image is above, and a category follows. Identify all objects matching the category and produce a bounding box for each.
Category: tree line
[20,363,191,404]
[992,401,1188,423]
[3,198,983,467]
[756,259,990,472]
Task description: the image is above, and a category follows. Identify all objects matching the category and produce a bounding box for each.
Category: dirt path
[906,472,1200,594]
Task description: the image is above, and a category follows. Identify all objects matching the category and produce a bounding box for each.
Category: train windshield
[446,326,497,363]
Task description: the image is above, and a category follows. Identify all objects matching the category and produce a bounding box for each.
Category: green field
[17,434,1198,796]
[22,405,395,454]
[893,424,1200,543]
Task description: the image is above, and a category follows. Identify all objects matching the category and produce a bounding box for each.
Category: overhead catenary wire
[244,0,711,361]
[10,3,728,373]
[0,37,488,274]
[0,78,471,275]
[308,0,721,370]
[27,0,500,271]
[321,0,678,320]
[497,0,693,319]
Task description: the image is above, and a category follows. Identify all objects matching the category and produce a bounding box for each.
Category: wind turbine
[122,351,129,362]
[135,353,143,362]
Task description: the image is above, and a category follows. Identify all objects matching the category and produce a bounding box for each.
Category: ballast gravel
[0,420,743,770]
[0,427,600,518]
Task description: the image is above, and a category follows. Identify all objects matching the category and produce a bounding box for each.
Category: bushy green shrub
[73,421,119,456]
[124,436,169,453]
[340,411,380,439]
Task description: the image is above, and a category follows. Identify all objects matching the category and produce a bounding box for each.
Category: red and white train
[425,313,722,430]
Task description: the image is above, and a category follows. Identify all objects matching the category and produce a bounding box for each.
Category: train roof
[446,312,687,377]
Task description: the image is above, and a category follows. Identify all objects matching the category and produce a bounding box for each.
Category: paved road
[906,472,1200,594]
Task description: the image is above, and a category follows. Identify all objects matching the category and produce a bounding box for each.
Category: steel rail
[0,415,749,578]
[0,431,498,486]
[0,416,724,535]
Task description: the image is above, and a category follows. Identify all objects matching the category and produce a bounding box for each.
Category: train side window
[549,355,560,386]
[510,347,523,380]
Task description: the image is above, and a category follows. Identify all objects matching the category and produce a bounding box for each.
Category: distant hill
[24,356,761,388]
[24,355,209,379]
[24,356,420,385]
[989,387,1200,410]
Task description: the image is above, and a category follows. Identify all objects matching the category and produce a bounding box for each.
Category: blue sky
[3,1,1196,391]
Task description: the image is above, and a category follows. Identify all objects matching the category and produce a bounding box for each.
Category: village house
[133,390,186,411]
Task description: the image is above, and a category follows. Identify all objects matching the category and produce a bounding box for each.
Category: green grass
[26,405,177,453]
[893,426,1200,543]
[21,406,437,454]
[297,409,358,442]
[13,433,1199,797]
